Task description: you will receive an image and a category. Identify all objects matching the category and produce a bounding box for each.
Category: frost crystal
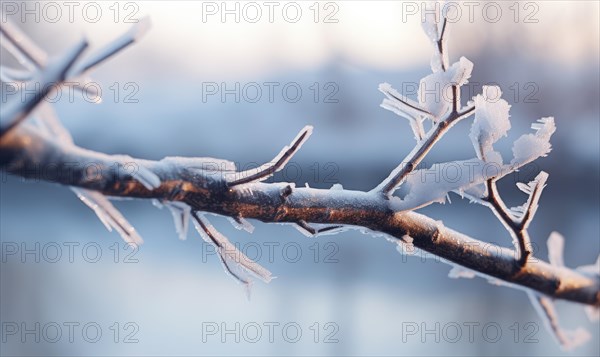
[448,266,476,279]
[528,292,591,350]
[193,213,272,286]
[509,172,548,225]
[379,82,427,140]
[165,201,191,240]
[547,232,565,267]
[469,86,511,163]
[227,216,255,233]
[293,223,314,237]
[511,117,556,167]
[396,159,495,211]
[418,57,473,120]
[330,183,344,191]
[72,188,143,246]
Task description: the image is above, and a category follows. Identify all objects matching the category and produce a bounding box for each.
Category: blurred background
[1,1,599,356]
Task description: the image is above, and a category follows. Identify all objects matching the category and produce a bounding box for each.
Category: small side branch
[373,100,475,197]
[0,39,88,136]
[436,16,448,71]
[483,179,531,266]
[296,220,344,237]
[516,172,548,230]
[228,125,313,186]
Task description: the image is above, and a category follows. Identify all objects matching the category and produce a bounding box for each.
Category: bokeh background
[1,1,599,356]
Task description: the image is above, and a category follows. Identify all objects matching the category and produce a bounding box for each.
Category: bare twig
[228,126,313,186]
[296,220,344,237]
[484,179,532,265]
[436,16,448,71]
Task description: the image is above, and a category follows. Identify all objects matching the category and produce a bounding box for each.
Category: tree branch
[2,123,599,307]
[1,8,598,350]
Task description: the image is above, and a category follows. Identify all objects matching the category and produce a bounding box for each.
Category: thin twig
[437,16,448,71]
[228,126,313,187]
[373,101,475,196]
[483,179,531,266]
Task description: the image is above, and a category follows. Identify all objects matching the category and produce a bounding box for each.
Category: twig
[373,102,475,196]
[228,126,313,186]
[483,179,531,266]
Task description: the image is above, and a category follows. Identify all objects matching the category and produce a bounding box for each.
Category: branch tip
[228,125,313,186]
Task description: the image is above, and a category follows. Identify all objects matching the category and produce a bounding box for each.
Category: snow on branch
[369,3,596,348]
[0,5,598,349]
[511,117,556,168]
[469,86,511,164]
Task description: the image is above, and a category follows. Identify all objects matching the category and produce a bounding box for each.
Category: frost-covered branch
[481,172,548,266]
[373,98,475,196]
[1,3,598,350]
[369,1,596,349]
[2,122,599,309]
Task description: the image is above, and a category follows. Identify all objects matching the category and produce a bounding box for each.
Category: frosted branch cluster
[1,1,598,350]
